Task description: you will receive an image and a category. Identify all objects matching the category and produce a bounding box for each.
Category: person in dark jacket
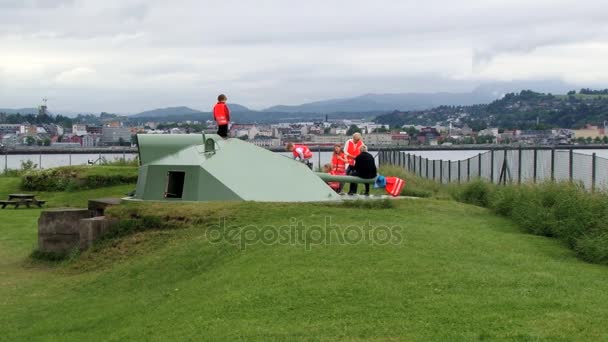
[348,145,377,196]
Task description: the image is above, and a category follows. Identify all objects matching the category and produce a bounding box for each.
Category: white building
[309,135,346,144]
[72,124,88,136]
[0,124,20,135]
[478,128,499,137]
[82,134,100,147]
[101,127,132,145]
[363,133,393,146]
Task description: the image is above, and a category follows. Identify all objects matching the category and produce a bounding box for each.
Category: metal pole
[518,147,522,184]
[569,148,574,182]
[592,153,597,192]
[433,160,436,180]
[467,158,470,182]
[458,160,461,184]
[490,150,494,183]
[69,152,72,166]
[439,159,443,184]
[407,153,411,172]
[533,148,538,183]
[4,153,7,174]
[39,153,42,169]
[550,148,555,182]
[425,158,429,179]
[413,154,416,174]
[317,145,321,170]
[448,160,452,183]
[419,155,422,176]
[478,153,482,179]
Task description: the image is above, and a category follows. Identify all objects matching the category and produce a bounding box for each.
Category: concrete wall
[38,199,122,254]
[38,209,91,253]
[79,216,114,251]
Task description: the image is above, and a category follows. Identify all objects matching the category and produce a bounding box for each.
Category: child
[331,144,347,192]
[213,94,230,138]
[323,163,341,193]
[285,142,313,169]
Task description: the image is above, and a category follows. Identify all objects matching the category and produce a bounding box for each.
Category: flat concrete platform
[122,194,418,202]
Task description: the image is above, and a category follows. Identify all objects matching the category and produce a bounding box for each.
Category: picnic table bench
[1,194,46,209]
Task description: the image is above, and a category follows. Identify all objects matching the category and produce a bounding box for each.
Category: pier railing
[379,148,608,191]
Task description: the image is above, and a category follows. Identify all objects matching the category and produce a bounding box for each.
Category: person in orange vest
[344,132,364,176]
[322,163,341,192]
[344,132,364,195]
[213,94,230,138]
[286,142,313,169]
[331,143,348,175]
[331,144,348,193]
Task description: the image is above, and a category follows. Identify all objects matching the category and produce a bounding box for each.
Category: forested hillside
[375,90,608,130]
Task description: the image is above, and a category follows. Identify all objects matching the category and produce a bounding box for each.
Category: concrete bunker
[132,134,341,202]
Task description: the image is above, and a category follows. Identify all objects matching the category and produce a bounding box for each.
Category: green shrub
[100,156,139,167]
[1,160,39,177]
[21,166,138,191]
[453,179,494,207]
[550,183,604,247]
[490,185,520,216]
[575,232,608,264]
[510,187,557,236]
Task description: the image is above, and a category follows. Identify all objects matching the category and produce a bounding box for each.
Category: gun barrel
[315,172,377,184]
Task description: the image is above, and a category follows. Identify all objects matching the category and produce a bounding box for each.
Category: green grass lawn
[3,177,608,340]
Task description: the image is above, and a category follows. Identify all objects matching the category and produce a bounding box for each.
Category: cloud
[0,0,607,112]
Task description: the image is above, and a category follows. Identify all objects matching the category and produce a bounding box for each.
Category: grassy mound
[454,180,608,265]
[3,179,608,339]
[21,165,138,191]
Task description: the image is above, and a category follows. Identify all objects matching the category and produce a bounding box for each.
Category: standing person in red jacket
[213,94,230,138]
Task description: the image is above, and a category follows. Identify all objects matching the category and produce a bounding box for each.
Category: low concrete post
[38,209,91,253]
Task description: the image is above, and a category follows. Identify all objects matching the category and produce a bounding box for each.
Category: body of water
[2,153,138,170]
[4,149,608,172]
[2,151,379,171]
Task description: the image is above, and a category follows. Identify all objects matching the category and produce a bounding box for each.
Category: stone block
[79,216,115,251]
[38,208,91,253]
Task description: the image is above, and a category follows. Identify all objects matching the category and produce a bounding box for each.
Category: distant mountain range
[262,80,577,113]
[1,80,583,123]
[130,104,253,119]
[128,105,374,123]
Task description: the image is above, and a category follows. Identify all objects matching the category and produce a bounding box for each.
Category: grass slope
[2,178,608,340]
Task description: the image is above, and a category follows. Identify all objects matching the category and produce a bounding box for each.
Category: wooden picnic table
[1,194,46,209]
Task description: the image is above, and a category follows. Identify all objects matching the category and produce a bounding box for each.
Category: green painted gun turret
[133,134,340,202]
